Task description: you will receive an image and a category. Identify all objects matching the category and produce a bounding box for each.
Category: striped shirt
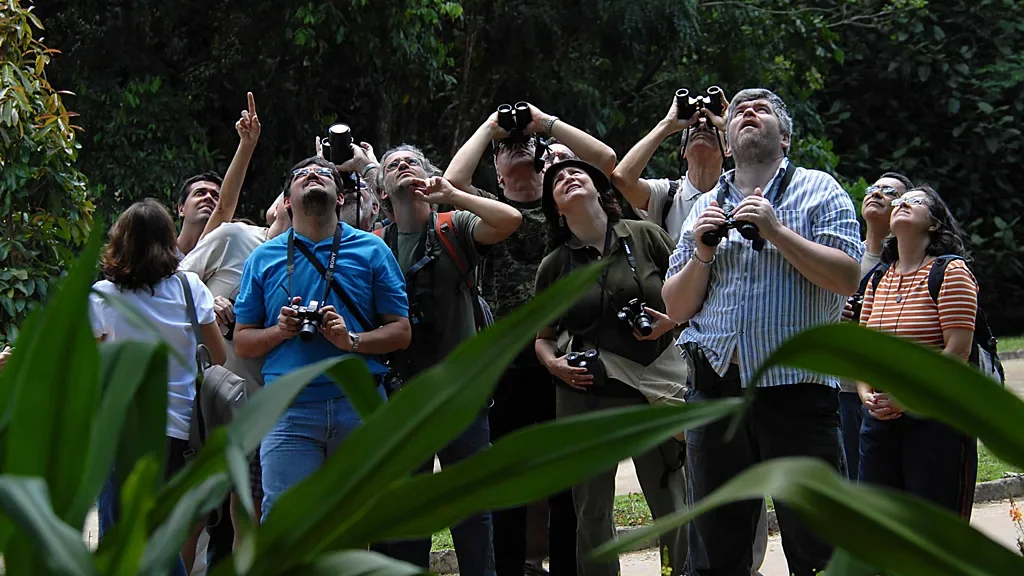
[666,158,864,388]
[860,259,978,349]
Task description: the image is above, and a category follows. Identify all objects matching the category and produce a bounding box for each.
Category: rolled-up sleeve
[666,193,711,279]
[811,177,864,262]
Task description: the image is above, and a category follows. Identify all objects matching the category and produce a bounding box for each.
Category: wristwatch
[349,332,361,352]
[360,163,379,178]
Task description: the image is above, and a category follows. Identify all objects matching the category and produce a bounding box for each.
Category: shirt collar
[718,158,791,202]
[565,220,631,252]
[682,171,719,201]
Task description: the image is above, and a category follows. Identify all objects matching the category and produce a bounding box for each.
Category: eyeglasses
[890,196,927,208]
[384,156,422,173]
[865,184,900,199]
[292,167,334,180]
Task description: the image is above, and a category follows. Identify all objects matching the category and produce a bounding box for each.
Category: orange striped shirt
[860,259,978,350]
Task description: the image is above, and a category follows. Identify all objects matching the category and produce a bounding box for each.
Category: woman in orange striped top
[857,185,979,518]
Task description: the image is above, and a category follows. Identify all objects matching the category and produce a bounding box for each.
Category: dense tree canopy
[24,0,1024,332]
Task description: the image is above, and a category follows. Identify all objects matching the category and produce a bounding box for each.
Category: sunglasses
[384,156,422,173]
[292,167,334,180]
[890,196,928,208]
[865,184,900,199]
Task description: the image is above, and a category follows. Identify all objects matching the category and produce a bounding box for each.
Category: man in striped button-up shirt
[662,88,863,576]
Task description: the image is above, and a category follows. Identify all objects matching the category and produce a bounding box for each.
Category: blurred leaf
[591,458,1024,575]
[94,456,160,576]
[325,357,385,419]
[293,550,424,576]
[139,473,232,575]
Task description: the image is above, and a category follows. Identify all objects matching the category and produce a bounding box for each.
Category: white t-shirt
[635,173,708,244]
[89,272,216,440]
[180,222,268,390]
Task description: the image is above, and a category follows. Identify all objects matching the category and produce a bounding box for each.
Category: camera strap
[618,234,647,298]
[287,225,375,333]
[716,161,795,208]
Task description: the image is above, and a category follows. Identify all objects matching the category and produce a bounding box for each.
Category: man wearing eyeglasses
[612,90,730,244]
[838,172,914,479]
[233,156,411,518]
[445,104,615,576]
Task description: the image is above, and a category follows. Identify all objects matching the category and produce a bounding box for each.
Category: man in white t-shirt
[612,91,730,243]
[839,171,913,479]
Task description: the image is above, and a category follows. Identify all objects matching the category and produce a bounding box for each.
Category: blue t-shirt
[234,223,408,402]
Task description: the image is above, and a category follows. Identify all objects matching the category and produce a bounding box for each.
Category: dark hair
[284,156,346,196]
[880,184,970,264]
[878,171,914,194]
[542,165,622,252]
[102,199,181,293]
[176,172,223,206]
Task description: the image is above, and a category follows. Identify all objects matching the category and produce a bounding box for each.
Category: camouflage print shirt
[476,190,550,364]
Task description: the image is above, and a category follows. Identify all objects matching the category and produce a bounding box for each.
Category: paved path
[619,500,1022,575]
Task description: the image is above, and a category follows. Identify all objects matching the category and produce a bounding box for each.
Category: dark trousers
[374,412,495,576]
[859,413,977,518]
[838,391,864,480]
[489,364,578,576]
[686,365,843,576]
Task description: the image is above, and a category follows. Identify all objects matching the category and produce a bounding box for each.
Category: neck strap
[286,224,342,309]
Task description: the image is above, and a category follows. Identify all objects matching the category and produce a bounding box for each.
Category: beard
[299,186,332,218]
[731,128,781,165]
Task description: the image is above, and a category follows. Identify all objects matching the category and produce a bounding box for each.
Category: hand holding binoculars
[496,101,532,142]
[675,86,728,120]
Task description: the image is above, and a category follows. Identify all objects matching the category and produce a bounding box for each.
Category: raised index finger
[247,91,256,116]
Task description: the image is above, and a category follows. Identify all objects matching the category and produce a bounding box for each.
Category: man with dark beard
[662,89,863,576]
[233,156,411,517]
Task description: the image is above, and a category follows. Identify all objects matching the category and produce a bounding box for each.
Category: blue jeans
[373,412,495,576]
[260,395,376,517]
[839,391,864,480]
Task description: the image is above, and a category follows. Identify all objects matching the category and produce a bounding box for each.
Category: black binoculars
[496,102,532,143]
[675,86,727,120]
[320,123,360,191]
[567,348,606,390]
[701,207,765,251]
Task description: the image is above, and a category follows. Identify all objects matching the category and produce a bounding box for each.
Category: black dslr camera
[320,123,360,191]
[567,349,606,390]
[292,300,323,342]
[618,298,653,337]
[701,206,766,251]
[675,86,728,119]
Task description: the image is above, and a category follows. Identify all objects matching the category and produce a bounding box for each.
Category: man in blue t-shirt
[234,156,410,517]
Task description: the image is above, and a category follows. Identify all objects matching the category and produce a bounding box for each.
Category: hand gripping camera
[320,123,360,191]
[701,206,766,252]
[618,298,653,337]
[566,349,606,390]
[292,300,323,342]
[846,293,865,323]
[675,86,728,119]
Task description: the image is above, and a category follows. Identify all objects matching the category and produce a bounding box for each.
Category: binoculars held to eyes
[320,123,359,191]
[496,102,532,144]
[675,86,728,120]
[701,206,766,252]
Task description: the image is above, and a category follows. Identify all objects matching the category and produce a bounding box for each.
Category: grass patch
[432,529,453,552]
[614,493,653,527]
[999,335,1024,353]
[978,441,1024,483]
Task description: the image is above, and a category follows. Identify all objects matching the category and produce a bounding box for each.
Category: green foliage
[0,0,94,346]
[593,323,1024,574]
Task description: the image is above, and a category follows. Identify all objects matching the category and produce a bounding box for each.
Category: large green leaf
[591,458,1024,575]
[94,456,161,576]
[3,229,103,527]
[290,550,425,576]
[140,472,232,575]
[325,357,385,419]
[0,475,97,576]
[248,263,605,574]
[151,357,347,528]
[347,400,743,544]
[749,324,1024,470]
[66,341,169,527]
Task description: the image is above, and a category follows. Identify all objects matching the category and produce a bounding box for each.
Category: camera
[496,102,532,144]
[700,206,766,251]
[846,293,864,323]
[320,123,360,191]
[618,298,653,337]
[566,348,607,390]
[292,300,323,342]
[676,86,728,120]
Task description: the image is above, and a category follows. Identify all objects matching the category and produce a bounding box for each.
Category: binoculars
[567,348,606,390]
[496,102,532,143]
[675,86,727,120]
[701,207,766,252]
[320,123,360,191]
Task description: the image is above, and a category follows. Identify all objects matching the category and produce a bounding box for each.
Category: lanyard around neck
[286,225,342,308]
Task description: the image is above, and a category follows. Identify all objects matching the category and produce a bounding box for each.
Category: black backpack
[861,255,1005,384]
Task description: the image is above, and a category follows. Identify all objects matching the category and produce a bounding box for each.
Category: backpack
[865,256,1005,384]
[374,212,494,332]
[175,272,249,454]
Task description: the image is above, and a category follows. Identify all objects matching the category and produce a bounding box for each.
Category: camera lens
[299,320,318,342]
[635,314,653,337]
[328,123,353,164]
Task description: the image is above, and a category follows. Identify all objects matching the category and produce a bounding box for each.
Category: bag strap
[857,261,887,295]
[293,239,377,334]
[174,272,208,448]
[869,262,890,293]
[927,255,962,305]
[435,211,476,291]
[661,180,680,230]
